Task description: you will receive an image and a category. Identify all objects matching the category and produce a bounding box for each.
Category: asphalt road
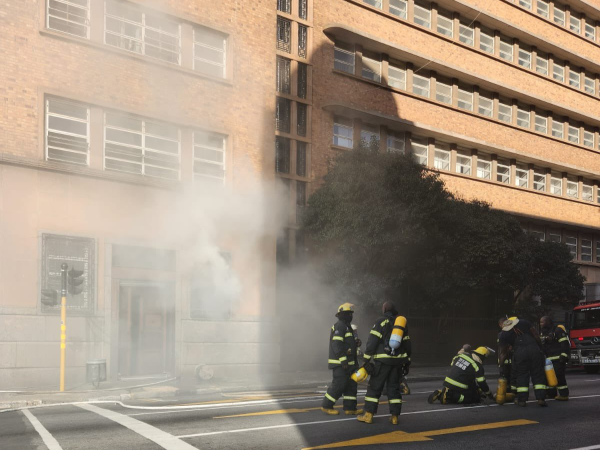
[2,370,600,450]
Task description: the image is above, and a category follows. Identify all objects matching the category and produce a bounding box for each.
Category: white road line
[21,409,64,450]
[77,404,197,450]
[569,446,600,450]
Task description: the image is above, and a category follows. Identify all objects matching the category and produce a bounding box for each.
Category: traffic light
[41,289,58,306]
[67,268,84,295]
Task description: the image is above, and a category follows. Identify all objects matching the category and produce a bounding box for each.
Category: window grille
[296,141,307,176]
[334,42,355,74]
[298,24,308,59]
[569,70,581,89]
[478,95,493,118]
[104,112,180,180]
[361,124,380,147]
[568,125,580,144]
[434,145,450,171]
[535,114,547,133]
[566,236,577,259]
[459,21,474,46]
[553,61,565,82]
[533,170,546,191]
[46,98,89,166]
[582,239,592,261]
[498,102,512,123]
[550,174,562,195]
[570,14,581,34]
[277,16,292,53]
[548,233,561,243]
[194,130,226,183]
[297,63,308,99]
[584,130,594,148]
[296,181,307,224]
[364,0,383,8]
[276,97,291,133]
[552,119,564,139]
[536,53,548,75]
[584,76,595,95]
[297,103,308,137]
[515,165,529,187]
[362,51,381,82]
[413,1,431,28]
[499,39,513,62]
[47,0,89,38]
[389,0,407,18]
[477,156,491,180]
[457,88,473,111]
[582,184,594,202]
[277,0,291,14]
[537,0,549,18]
[437,11,453,37]
[276,136,291,173]
[518,47,531,69]
[585,23,596,40]
[299,0,308,20]
[496,160,510,184]
[517,107,530,128]
[387,131,405,153]
[333,117,353,148]
[456,151,471,175]
[566,177,579,198]
[388,62,406,89]
[519,0,531,9]
[479,30,494,54]
[436,80,452,104]
[276,56,291,94]
[553,5,566,26]
[194,26,227,78]
[411,137,428,165]
[412,74,430,97]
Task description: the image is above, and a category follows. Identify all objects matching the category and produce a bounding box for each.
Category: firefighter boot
[389,415,399,425]
[555,396,569,401]
[505,393,516,402]
[321,408,339,415]
[344,409,364,415]
[357,412,374,424]
[537,399,548,407]
[427,390,442,404]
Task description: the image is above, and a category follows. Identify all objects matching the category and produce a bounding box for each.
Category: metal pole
[60,263,68,392]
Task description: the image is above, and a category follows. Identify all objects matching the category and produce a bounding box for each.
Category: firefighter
[357,301,411,425]
[497,317,516,402]
[321,303,363,416]
[540,316,570,401]
[428,346,494,405]
[498,317,547,407]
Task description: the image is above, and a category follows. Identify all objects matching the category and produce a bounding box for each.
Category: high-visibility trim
[332,336,344,341]
[343,396,357,400]
[546,386,555,390]
[444,377,468,389]
[403,336,410,340]
[370,329,383,338]
[458,394,464,403]
[534,384,546,390]
[517,387,529,393]
[348,361,356,366]
[557,385,568,390]
[365,397,379,403]
[380,319,389,327]
[325,393,336,402]
[345,332,353,338]
[459,354,479,372]
[511,386,517,391]
[476,376,486,382]
[558,337,569,343]
[503,359,511,364]
[547,356,560,360]
[374,353,408,359]
[328,359,341,364]
[560,353,568,358]
[363,354,372,360]
[339,356,347,362]
[389,399,402,404]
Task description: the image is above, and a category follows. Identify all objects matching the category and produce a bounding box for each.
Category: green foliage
[302,143,585,315]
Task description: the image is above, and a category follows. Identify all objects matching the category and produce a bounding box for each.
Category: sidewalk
[0,364,499,411]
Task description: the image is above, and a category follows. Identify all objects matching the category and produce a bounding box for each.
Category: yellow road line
[302,419,537,449]
[179,393,319,406]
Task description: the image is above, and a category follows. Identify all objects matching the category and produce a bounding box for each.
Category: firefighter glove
[341,361,349,370]
[402,364,410,376]
[363,362,374,375]
[356,339,362,347]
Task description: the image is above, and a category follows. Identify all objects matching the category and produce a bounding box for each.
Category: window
[277,0,291,14]
[194,130,226,182]
[499,38,513,62]
[296,141,307,176]
[537,0,549,18]
[389,0,407,19]
[388,62,406,89]
[41,233,95,313]
[533,169,546,191]
[517,106,530,128]
[551,119,564,139]
[333,116,353,148]
[361,123,380,147]
[586,22,596,40]
[412,73,430,97]
[582,182,594,201]
[277,16,292,53]
[45,98,89,165]
[584,130,594,148]
[437,10,454,37]
[477,154,491,179]
[519,0,531,9]
[457,87,473,111]
[276,97,291,133]
[550,173,562,195]
[496,159,510,184]
[194,27,227,78]
[276,136,291,173]
[387,131,405,153]
[498,101,512,124]
[570,13,582,34]
[334,42,355,74]
[104,112,180,180]
[434,143,450,170]
[297,103,308,137]
[518,46,531,69]
[299,0,308,20]
[582,239,593,261]
[413,1,431,28]
[536,52,548,76]
[362,51,381,82]
[436,79,452,104]
[568,125,580,144]
[530,227,545,241]
[411,136,428,165]
[535,113,547,133]
[105,1,181,64]
[298,24,308,59]
[364,0,383,8]
[459,21,474,46]
[583,76,596,96]
[567,176,579,198]
[515,164,529,187]
[553,60,565,82]
[548,232,561,243]
[456,150,472,175]
[298,63,308,99]
[553,4,566,26]
[569,69,581,89]
[566,236,577,259]
[296,181,307,223]
[276,57,291,94]
[47,0,89,38]
[190,252,234,320]
[478,94,493,118]
[479,28,494,54]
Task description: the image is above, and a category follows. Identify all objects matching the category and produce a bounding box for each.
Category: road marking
[77,404,196,450]
[301,419,537,449]
[570,446,600,450]
[21,409,64,450]
[214,401,389,419]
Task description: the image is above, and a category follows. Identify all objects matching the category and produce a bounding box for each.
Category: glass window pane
[437,12,453,37]
[479,30,494,54]
[459,21,474,46]
[436,81,452,104]
[388,62,406,89]
[412,74,430,97]
[535,114,547,133]
[498,102,512,123]
[478,95,493,117]
[389,0,407,18]
[499,39,513,62]
[518,47,531,69]
[413,2,431,28]
[457,88,473,111]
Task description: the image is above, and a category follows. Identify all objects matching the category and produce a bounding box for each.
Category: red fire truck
[567,301,600,374]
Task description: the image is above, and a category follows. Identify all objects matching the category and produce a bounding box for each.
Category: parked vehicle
[566,301,600,374]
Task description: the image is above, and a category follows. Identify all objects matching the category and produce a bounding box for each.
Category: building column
[545,168,552,194]
[491,154,498,182]
[510,158,517,186]
[528,164,535,190]
[471,149,478,177]
[427,137,435,168]
[450,143,457,173]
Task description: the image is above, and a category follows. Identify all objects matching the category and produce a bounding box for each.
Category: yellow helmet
[337,303,355,313]
[508,316,518,321]
[557,324,566,332]
[473,346,495,358]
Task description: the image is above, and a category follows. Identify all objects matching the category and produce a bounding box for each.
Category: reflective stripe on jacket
[363,313,411,366]
[328,319,358,369]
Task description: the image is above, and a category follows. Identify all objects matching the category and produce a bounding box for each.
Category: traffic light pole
[60,263,67,392]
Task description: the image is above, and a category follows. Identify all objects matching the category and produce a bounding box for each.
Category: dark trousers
[546,361,569,398]
[322,366,358,410]
[514,346,546,402]
[364,362,403,415]
[505,363,515,393]
[442,386,481,404]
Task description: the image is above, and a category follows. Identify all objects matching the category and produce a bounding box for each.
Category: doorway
[118,282,175,377]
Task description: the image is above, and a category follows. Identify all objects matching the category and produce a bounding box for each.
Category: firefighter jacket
[444,351,491,394]
[363,312,411,366]
[497,332,513,365]
[540,325,570,362]
[328,319,358,369]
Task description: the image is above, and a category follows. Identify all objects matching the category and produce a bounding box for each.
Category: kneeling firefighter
[428,346,494,405]
[321,303,363,416]
[357,301,411,425]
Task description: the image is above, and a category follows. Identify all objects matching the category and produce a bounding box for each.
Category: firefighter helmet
[473,346,495,358]
[502,318,519,331]
[337,303,355,313]
[557,324,566,332]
